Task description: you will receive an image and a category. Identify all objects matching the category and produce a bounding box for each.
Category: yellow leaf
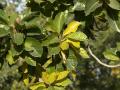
[23,73,29,86]
[42,72,49,84]
[67,39,80,48]
[63,21,80,36]
[57,71,69,81]
[79,48,89,58]
[42,72,57,84]
[60,40,69,50]
[30,82,45,90]
[47,72,57,84]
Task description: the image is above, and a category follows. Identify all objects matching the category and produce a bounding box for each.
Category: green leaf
[24,37,43,57]
[12,33,24,45]
[0,26,10,37]
[47,86,65,90]
[66,32,87,41]
[49,11,68,33]
[30,82,45,90]
[0,9,8,24]
[48,46,60,56]
[66,50,78,70]
[79,48,89,58]
[107,0,120,10]
[103,50,119,61]
[105,10,120,33]
[6,50,15,65]
[117,42,120,51]
[25,57,36,66]
[85,0,102,16]
[55,78,72,87]
[34,0,44,4]
[41,34,59,46]
[48,0,56,3]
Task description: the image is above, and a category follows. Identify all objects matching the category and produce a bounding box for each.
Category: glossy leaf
[63,21,80,36]
[66,32,87,41]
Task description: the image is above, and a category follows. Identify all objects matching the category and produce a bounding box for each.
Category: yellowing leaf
[63,21,80,36]
[67,39,80,48]
[30,82,45,90]
[79,48,89,58]
[42,72,49,84]
[57,71,69,81]
[23,73,29,86]
[47,72,57,84]
[42,72,57,84]
[60,40,69,50]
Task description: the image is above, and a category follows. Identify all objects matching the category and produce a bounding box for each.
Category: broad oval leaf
[107,0,120,10]
[63,21,80,36]
[66,32,87,41]
[85,0,102,16]
[0,27,10,37]
[103,51,119,61]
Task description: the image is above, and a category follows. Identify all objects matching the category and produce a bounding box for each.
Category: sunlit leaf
[30,82,45,90]
[60,40,69,50]
[67,39,80,48]
[66,32,87,41]
[57,71,70,81]
[63,21,80,36]
[79,48,89,58]
[107,0,120,10]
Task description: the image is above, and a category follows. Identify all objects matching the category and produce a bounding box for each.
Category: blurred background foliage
[0,0,120,90]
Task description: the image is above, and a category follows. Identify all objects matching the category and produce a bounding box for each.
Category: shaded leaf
[25,57,36,66]
[85,0,102,16]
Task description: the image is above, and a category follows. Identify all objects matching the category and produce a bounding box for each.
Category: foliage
[0,0,120,90]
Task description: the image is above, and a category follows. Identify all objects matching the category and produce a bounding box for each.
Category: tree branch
[88,46,120,68]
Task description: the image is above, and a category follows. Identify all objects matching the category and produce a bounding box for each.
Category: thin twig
[88,46,120,68]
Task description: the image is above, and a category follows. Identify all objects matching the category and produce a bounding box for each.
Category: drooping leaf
[66,32,87,41]
[63,21,80,36]
[12,33,24,45]
[25,56,36,66]
[107,0,120,10]
[85,0,102,16]
[79,48,89,58]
